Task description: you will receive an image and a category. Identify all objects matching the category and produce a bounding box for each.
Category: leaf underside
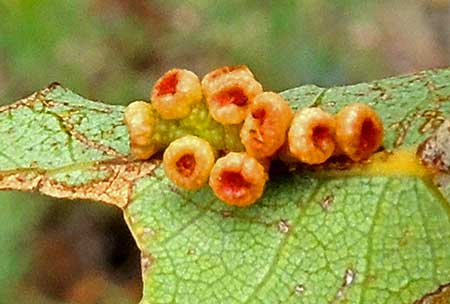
[1,69,450,304]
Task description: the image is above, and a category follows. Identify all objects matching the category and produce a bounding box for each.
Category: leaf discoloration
[418,120,450,173]
[0,69,450,303]
[0,160,158,208]
[415,283,450,304]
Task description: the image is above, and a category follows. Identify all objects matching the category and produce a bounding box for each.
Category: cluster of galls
[125,66,384,207]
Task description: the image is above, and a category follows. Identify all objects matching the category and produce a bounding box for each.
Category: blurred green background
[0,0,448,302]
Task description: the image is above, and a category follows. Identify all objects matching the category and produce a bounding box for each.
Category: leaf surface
[1,70,450,303]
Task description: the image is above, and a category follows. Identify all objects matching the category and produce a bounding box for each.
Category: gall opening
[176,154,196,177]
[312,125,332,151]
[252,108,266,124]
[220,171,251,198]
[156,71,179,96]
[359,118,379,151]
[215,87,248,107]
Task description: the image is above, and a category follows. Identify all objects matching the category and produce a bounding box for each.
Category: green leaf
[1,69,450,303]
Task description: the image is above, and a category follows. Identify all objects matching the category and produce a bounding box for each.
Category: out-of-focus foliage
[0,193,49,300]
[1,0,448,104]
[0,0,448,303]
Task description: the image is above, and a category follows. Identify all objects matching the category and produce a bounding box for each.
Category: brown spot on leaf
[141,252,154,274]
[0,83,63,113]
[0,170,41,190]
[390,107,444,149]
[294,284,305,296]
[399,229,413,247]
[419,110,445,134]
[277,219,290,233]
[0,92,39,113]
[221,210,233,218]
[320,194,334,210]
[0,159,158,209]
[390,119,410,148]
[332,268,356,303]
[414,282,450,304]
[417,120,450,173]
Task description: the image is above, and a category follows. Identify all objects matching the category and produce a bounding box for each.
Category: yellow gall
[202,65,263,125]
[202,65,254,93]
[124,101,158,160]
[151,68,202,120]
[163,135,215,190]
[335,103,384,161]
[240,92,293,158]
[288,107,336,165]
[209,152,267,207]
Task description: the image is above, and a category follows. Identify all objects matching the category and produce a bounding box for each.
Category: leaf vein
[241,181,324,303]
